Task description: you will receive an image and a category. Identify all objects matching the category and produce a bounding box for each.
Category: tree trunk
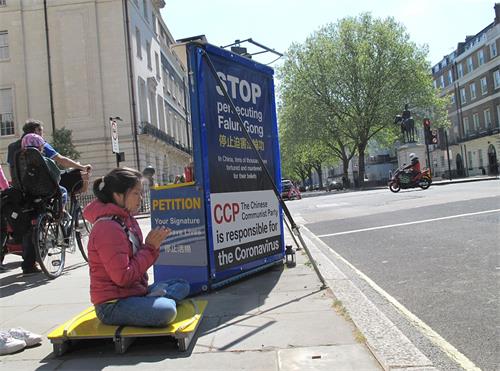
[342,157,350,188]
[313,165,324,189]
[357,145,366,187]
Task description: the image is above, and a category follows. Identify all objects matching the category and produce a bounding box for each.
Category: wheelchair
[1,148,90,278]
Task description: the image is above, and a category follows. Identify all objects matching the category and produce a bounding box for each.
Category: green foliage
[50,127,80,160]
[278,13,448,184]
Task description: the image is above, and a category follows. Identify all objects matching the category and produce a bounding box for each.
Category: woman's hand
[145,227,171,250]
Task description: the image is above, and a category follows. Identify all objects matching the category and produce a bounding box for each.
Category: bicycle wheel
[34,212,65,279]
[75,207,91,262]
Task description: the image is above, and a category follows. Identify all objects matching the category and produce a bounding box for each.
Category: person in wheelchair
[14,133,91,275]
[21,134,68,207]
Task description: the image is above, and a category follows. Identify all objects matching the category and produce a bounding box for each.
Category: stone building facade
[431,3,500,177]
[0,0,191,182]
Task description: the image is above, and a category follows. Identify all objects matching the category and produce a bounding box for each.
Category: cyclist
[7,119,92,275]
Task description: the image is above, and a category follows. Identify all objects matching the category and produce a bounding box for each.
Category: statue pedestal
[396,142,426,167]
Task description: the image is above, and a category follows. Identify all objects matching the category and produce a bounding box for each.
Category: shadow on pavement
[34,263,289,367]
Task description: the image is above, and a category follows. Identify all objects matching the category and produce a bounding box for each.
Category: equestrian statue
[394,104,416,143]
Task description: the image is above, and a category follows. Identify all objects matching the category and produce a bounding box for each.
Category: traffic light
[423,118,438,145]
[430,129,438,144]
[423,118,432,144]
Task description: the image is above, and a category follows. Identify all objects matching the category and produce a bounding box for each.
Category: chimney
[495,3,500,24]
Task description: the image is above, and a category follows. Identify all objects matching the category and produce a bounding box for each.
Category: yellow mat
[47,300,207,355]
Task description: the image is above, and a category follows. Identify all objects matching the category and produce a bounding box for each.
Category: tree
[50,127,80,160]
[278,42,357,183]
[278,13,448,186]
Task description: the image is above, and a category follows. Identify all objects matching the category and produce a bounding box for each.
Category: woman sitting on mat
[83,167,190,327]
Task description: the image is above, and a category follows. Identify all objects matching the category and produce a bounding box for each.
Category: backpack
[0,187,34,240]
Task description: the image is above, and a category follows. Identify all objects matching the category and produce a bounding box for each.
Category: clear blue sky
[161,0,496,67]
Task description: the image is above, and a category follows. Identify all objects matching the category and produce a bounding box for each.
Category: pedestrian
[83,167,190,327]
[7,119,92,275]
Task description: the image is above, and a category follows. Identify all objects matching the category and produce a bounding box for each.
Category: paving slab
[209,311,357,351]
[278,344,381,371]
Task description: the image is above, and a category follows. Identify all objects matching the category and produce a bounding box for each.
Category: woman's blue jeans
[95,279,190,327]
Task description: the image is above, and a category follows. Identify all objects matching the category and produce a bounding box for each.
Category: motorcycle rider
[403,153,421,182]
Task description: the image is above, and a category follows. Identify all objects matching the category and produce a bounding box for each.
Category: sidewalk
[0,218,381,370]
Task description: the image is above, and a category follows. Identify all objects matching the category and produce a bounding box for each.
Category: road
[286,180,500,371]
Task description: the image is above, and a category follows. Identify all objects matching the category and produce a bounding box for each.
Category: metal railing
[76,190,151,215]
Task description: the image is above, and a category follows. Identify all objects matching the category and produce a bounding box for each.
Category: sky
[161,0,496,67]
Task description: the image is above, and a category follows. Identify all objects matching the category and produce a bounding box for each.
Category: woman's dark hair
[93,167,143,204]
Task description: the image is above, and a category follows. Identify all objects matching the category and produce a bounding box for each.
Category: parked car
[281,179,301,200]
[326,179,344,191]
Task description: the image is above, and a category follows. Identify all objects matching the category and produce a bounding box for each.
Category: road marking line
[303,225,482,371]
[318,209,500,237]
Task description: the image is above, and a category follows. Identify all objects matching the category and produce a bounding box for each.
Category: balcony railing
[139,121,192,154]
[458,127,500,143]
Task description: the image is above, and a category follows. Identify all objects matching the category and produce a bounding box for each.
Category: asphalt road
[287,180,500,371]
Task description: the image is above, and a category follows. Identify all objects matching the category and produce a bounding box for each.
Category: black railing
[76,190,151,215]
[458,127,500,143]
[139,121,192,154]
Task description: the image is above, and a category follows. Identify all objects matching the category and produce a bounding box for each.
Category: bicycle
[33,168,92,278]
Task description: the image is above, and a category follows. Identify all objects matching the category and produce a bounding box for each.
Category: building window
[155,52,160,78]
[484,109,491,128]
[157,95,164,130]
[463,117,469,135]
[472,113,479,131]
[138,77,148,123]
[0,88,14,136]
[457,63,464,78]
[450,93,455,105]
[433,80,437,89]
[148,88,157,127]
[146,41,151,70]
[135,28,141,59]
[0,1,5,7]
[142,0,148,21]
[0,31,9,60]
[460,88,466,104]
[469,83,476,100]
[440,75,444,88]
[478,49,485,65]
[480,77,487,95]
[490,42,498,58]
[467,151,473,170]
[466,57,473,73]
[171,75,176,99]
[497,105,500,127]
[447,70,453,85]
[478,149,483,168]
[494,70,500,89]
[152,13,156,35]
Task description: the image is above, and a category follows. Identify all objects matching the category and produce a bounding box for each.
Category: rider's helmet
[409,153,416,161]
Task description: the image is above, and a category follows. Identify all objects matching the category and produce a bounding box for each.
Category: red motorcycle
[388,166,432,193]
